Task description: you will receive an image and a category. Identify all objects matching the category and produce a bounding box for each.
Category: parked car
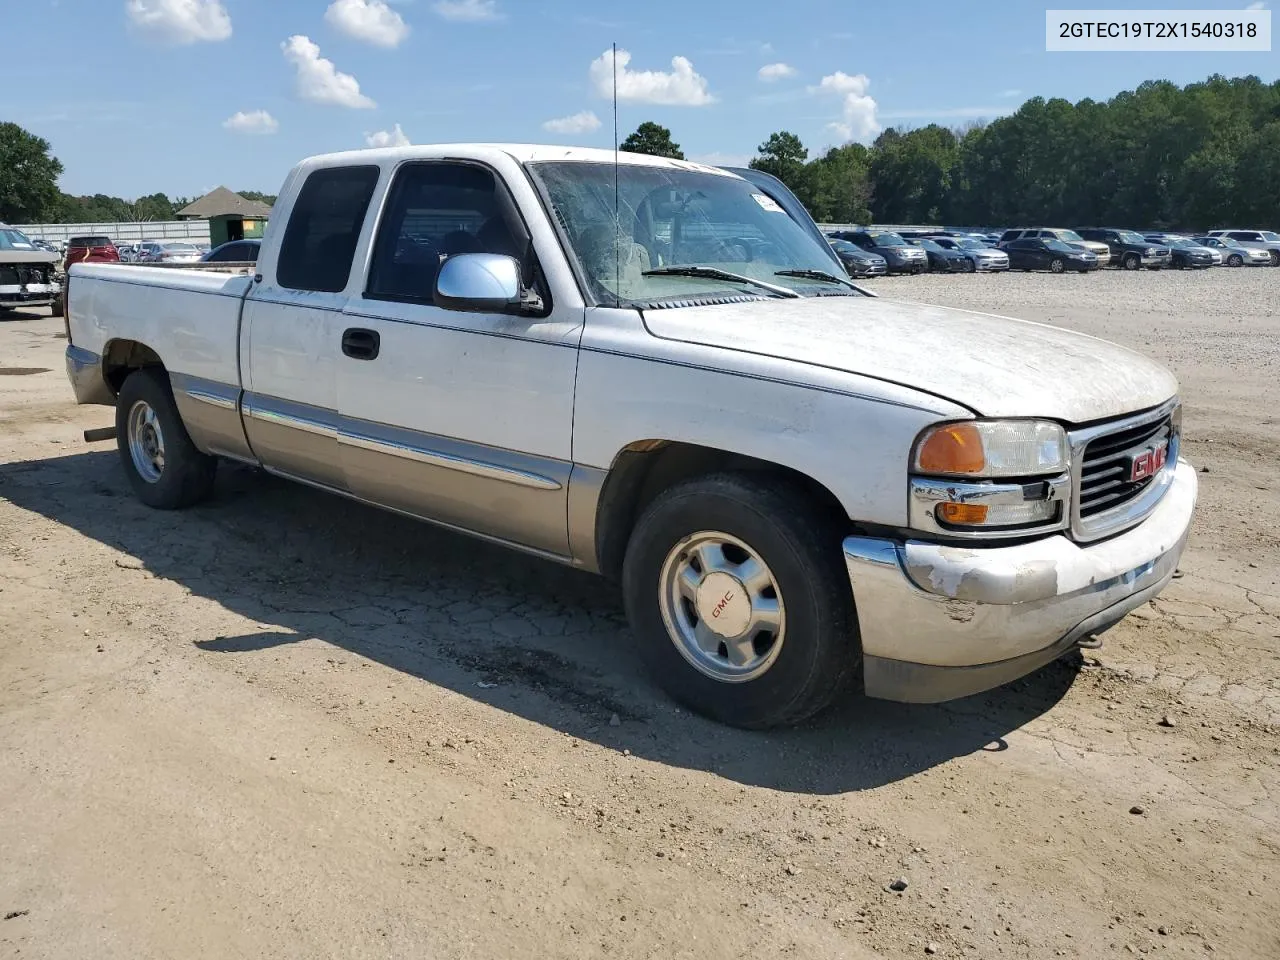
[829,229,929,274]
[63,143,1197,729]
[998,228,1111,263]
[826,238,887,278]
[1191,235,1270,267]
[202,239,261,264]
[1075,228,1171,270]
[30,238,58,254]
[143,241,201,264]
[0,224,61,313]
[908,237,971,273]
[1003,237,1100,273]
[1144,235,1217,269]
[927,236,1009,272]
[1206,229,1280,266]
[116,244,139,262]
[63,235,121,271]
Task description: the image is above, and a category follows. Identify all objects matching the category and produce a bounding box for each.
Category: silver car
[1207,229,1280,266]
[929,236,1009,272]
[1192,235,1271,267]
[141,241,201,264]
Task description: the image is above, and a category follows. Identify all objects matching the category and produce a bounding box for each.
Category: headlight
[913,419,1068,478]
[1145,248,1157,256]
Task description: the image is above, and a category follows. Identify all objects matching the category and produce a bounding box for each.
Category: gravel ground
[1,273,1277,960]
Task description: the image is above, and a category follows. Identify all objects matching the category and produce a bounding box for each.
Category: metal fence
[11,220,211,245]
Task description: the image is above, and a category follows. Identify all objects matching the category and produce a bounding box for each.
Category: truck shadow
[1,450,1079,795]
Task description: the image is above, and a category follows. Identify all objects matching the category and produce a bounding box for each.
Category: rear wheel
[1123,253,1141,270]
[622,473,858,729]
[116,368,217,509]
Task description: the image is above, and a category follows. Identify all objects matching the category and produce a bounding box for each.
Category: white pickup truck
[63,144,1197,728]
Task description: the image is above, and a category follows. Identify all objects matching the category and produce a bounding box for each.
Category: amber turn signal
[937,502,990,525]
[915,422,986,475]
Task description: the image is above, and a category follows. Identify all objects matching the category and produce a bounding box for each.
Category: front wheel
[116,367,217,509]
[1049,258,1065,273]
[1228,254,1243,267]
[1270,250,1280,267]
[964,258,976,273]
[622,473,858,729]
[1123,253,1141,270]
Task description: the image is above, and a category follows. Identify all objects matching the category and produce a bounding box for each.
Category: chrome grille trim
[1068,396,1182,542]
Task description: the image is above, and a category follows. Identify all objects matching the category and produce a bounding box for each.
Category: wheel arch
[591,439,849,581]
[102,339,166,395]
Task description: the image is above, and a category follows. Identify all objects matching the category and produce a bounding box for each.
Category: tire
[622,472,858,729]
[1049,258,1065,273]
[1228,254,1243,267]
[1270,250,1280,267]
[964,258,976,273]
[50,296,64,317]
[1123,253,1140,270]
[115,367,217,509]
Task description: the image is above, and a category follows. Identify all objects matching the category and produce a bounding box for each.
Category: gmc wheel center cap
[696,571,752,639]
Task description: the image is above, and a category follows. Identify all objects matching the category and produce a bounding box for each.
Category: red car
[63,235,120,271]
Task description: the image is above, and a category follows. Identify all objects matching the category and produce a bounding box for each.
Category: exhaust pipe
[83,426,117,443]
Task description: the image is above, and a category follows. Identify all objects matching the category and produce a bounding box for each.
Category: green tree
[868,125,959,223]
[749,131,809,194]
[620,122,684,159]
[805,144,872,224]
[0,122,64,222]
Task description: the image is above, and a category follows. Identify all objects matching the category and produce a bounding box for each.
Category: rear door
[335,159,580,556]
[241,164,381,490]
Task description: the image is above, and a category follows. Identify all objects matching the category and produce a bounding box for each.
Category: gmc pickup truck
[63,144,1197,728]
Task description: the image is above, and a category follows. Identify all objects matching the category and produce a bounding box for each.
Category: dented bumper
[844,459,1198,703]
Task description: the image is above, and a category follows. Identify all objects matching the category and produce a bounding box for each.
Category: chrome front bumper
[844,459,1198,703]
[65,345,115,406]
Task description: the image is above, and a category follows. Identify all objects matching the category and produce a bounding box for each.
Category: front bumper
[844,459,1197,703]
[65,345,115,406]
[0,282,58,308]
[973,257,1008,272]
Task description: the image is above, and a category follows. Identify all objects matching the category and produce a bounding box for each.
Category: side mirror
[433,253,522,313]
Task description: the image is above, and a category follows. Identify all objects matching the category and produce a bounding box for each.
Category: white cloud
[998,88,1023,98]
[810,71,880,142]
[125,0,230,44]
[542,111,601,134]
[758,62,796,82]
[589,48,714,106]
[281,35,376,109]
[433,0,501,21]
[325,0,409,47]
[222,110,279,134]
[365,123,410,147]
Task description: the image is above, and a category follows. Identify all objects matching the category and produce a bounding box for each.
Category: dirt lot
[1,270,1277,959]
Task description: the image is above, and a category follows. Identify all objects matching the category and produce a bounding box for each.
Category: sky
[1,0,1275,200]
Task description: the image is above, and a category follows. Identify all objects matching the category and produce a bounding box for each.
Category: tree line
[4,73,1277,230]
[624,74,1280,230]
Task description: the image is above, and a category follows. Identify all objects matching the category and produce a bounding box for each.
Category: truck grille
[1078,415,1172,517]
[0,264,52,286]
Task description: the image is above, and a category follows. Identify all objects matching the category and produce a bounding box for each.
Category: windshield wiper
[641,266,801,299]
[774,268,877,298]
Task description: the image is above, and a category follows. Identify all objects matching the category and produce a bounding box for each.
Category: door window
[277,165,380,293]
[366,162,525,304]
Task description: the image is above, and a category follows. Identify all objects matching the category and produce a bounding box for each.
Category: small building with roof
[176,187,272,248]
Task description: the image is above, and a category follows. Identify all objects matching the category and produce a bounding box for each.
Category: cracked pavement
[2,273,1278,960]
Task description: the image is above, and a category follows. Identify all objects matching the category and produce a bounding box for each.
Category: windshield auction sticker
[1046,9,1271,50]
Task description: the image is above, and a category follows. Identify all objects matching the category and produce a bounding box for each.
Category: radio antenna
[612,40,620,307]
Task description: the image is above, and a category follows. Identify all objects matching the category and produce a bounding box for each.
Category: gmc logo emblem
[1128,441,1168,482]
[711,591,734,618]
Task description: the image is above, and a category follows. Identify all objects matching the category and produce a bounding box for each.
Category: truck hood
[0,250,59,265]
[641,295,1178,423]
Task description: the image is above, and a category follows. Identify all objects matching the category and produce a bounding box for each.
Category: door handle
[341,328,380,361]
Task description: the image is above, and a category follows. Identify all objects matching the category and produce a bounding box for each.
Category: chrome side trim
[566,464,608,573]
[184,387,237,410]
[908,473,1070,539]
[169,373,255,461]
[1067,396,1181,542]
[243,396,339,439]
[339,428,562,491]
[261,464,575,567]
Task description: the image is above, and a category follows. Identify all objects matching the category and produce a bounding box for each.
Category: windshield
[1162,237,1192,248]
[529,161,852,306]
[0,228,36,251]
[829,239,858,254]
[869,232,907,247]
[1053,229,1085,242]
[1043,239,1078,253]
[955,238,987,250]
[916,239,944,252]
[162,242,197,251]
[1261,231,1280,242]
[1117,230,1148,244]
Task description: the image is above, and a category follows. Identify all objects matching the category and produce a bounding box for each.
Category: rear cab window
[277,165,381,292]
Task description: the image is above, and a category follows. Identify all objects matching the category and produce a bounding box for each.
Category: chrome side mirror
[433,253,522,313]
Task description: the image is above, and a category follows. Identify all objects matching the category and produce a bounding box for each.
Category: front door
[242,164,381,490]
[336,160,581,557]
